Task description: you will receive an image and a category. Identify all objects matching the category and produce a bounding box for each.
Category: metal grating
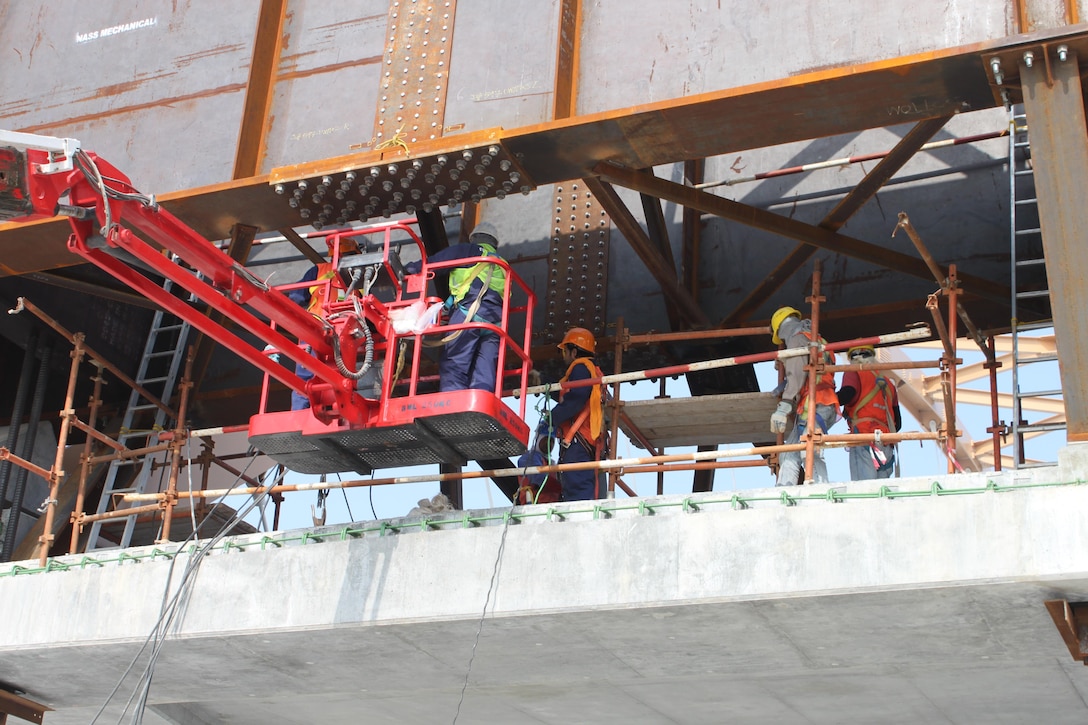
[547,181,609,338]
[248,431,323,456]
[250,413,524,474]
[362,445,444,469]
[424,411,505,437]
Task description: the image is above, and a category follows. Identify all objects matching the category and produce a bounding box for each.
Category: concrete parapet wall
[2,465,1087,650]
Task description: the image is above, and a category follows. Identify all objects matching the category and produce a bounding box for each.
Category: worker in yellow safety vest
[404,221,507,392]
[769,306,839,485]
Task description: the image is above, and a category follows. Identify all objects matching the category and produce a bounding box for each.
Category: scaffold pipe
[122,429,942,505]
[516,325,932,397]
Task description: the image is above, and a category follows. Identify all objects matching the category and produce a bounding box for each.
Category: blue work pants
[559,437,603,501]
[439,306,499,392]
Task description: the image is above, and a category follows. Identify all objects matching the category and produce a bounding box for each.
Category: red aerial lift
[0,130,534,474]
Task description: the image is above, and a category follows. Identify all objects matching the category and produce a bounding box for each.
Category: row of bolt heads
[991,44,1070,85]
[274,147,531,226]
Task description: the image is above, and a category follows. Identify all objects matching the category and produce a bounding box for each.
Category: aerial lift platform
[0,129,535,475]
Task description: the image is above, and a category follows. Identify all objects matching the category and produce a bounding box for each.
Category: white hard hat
[470,221,499,245]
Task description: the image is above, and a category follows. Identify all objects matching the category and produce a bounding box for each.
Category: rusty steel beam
[0,688,50,725]
[233,0,287,179]
[21,271,159,310]
[553,0,582,120]
[584,177,706,327]
[5,25,1088,280]
[1016,0,1079,32]
[823,116,954,229]
[1019,47,1088,442]
[724,115,953,324]
[682,159,704,301]
[639,180,681,331]
[593,160,1013,307]
[1045,599,1088,665]
[279,226,326,267]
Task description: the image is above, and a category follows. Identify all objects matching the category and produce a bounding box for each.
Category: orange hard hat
[558,327,595,354]
[327,236,360,255]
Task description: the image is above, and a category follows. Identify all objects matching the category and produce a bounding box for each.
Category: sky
[239,330,1064,533]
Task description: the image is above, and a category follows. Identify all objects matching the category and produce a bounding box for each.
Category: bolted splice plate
[270,139,533,228]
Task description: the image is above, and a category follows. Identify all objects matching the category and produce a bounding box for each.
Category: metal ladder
[85,280,190,550]
[1007,106,1064,469]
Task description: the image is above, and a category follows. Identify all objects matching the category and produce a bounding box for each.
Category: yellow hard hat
[770,306,802,345]
[558,327,596,354]
[848,344,876,361]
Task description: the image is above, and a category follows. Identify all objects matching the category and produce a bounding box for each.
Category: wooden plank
[620,392,780,448]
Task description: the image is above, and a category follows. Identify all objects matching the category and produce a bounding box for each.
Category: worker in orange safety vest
[537,327,607,501]
[286,236,361,410]
[837,344,902,480]
[769,306,839,486]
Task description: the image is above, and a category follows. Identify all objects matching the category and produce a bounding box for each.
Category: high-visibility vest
[558,357,604,447]
[796,329,839,421]
[306,262,338,316]
[447,243,506,303]
[845,371,897,434]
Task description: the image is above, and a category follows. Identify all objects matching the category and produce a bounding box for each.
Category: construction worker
[769,306,839,486]
[404,221,506,392]
[837,344,902,480]
[537,327,607,501]
[287,236,361,410]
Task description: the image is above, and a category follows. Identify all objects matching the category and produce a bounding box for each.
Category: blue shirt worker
[538,327,607,501]
[404,221,507,392]
[769,306,839,486]
[286,237,360,410]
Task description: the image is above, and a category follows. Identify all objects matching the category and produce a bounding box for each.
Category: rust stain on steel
[234,0,287,179]
[553,0,582,120]
[18,83,247,134]
[175,43,249,66]
[311,14,388,32]
[373,0,457,147]
[276,54,384,82]
[547,181,609,338]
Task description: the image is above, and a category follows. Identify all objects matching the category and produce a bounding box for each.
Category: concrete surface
[2,446,1088,724]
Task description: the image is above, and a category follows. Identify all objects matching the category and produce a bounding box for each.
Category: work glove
[770,400,793,434]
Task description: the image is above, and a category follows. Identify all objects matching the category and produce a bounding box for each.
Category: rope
[453,511,511,724]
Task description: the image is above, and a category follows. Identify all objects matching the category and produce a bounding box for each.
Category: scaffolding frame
[1,244,1010,566]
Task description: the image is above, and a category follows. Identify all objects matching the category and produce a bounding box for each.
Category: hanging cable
[90,449,269,725]
[452,511,511,725]
[335,473,354,521]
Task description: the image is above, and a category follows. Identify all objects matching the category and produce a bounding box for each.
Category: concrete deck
[3,446,1088,724]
